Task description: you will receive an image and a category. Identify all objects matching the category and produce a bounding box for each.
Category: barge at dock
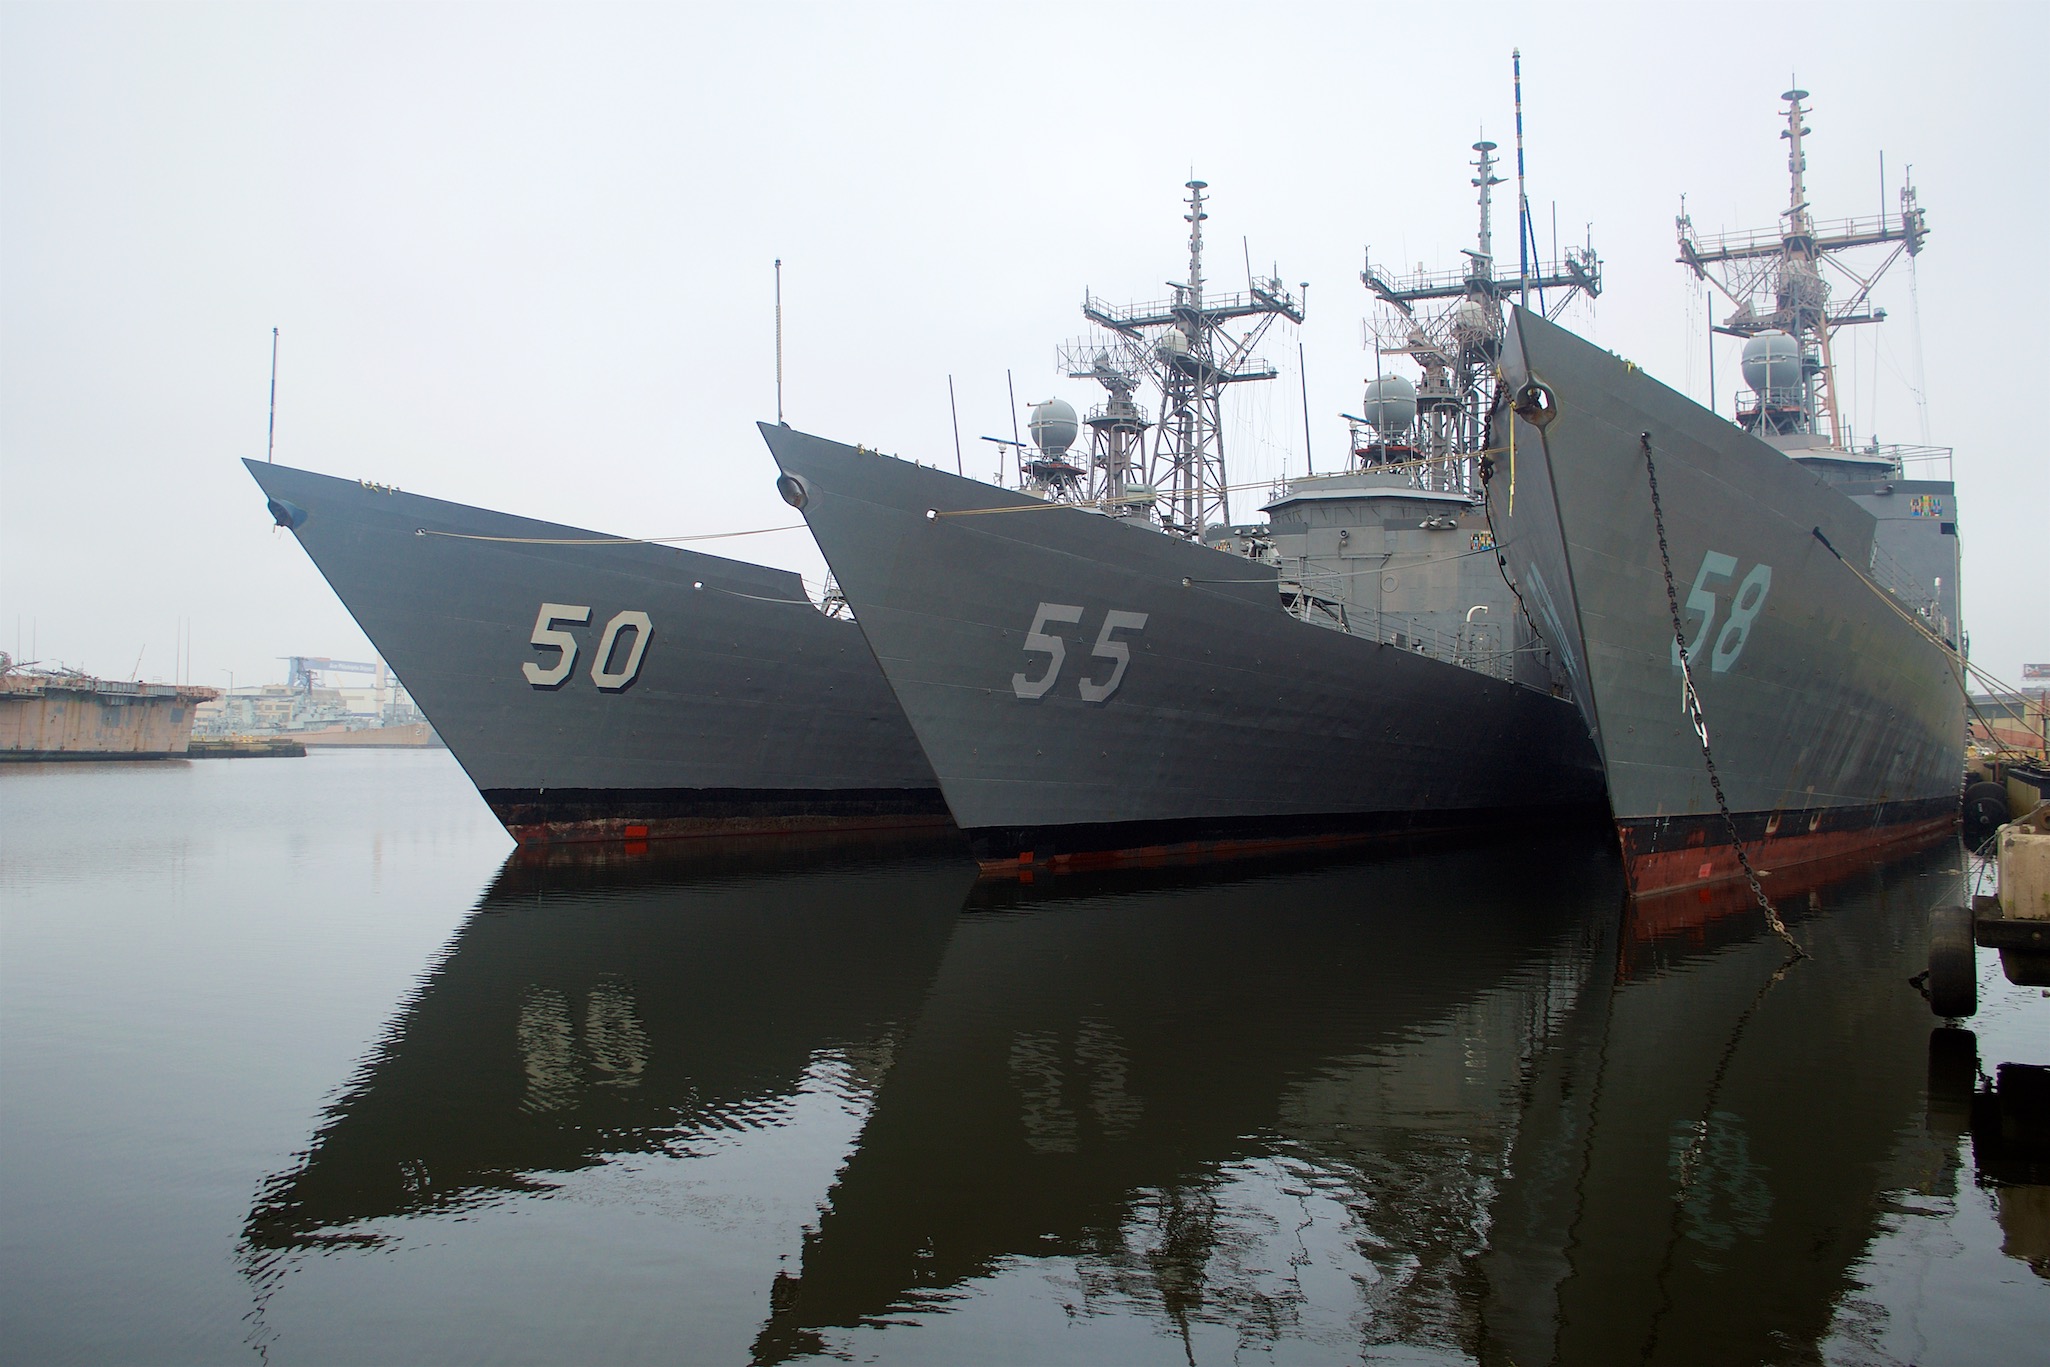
[0,655,217,760]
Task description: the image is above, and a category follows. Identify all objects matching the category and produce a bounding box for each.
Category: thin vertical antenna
[1297,339,1314,475]
[947,375,964,475]
[1708,303,1717,415]
[266,328,279,462]
[1006,369,1022,486]
[1242,235,1253,291]
[1513,49,1528,309]
[1903,166,1931,444]
[774,260,784,424]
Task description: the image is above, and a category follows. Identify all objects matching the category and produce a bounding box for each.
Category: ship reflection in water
[243,834,2046,1364]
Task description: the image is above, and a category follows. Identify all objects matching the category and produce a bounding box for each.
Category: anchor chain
[1642,433,1805,961]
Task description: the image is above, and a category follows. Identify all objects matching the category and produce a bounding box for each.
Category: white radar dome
[1741,331,1801,395]
[1362,375,1418,434]
[1155,330,1190,359]
[1029,398,1080,458]
[1451,298,1498,341]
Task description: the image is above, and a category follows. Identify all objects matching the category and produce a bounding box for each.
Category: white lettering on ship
[524,604,652,692]
[1011,602,1149,703]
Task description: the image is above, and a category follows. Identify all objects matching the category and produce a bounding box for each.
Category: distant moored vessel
[0,654,218,760]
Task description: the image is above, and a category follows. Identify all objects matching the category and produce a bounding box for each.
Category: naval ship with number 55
[1486,90,1964,894]
[245,460,946,844]
[761,179,1609,873]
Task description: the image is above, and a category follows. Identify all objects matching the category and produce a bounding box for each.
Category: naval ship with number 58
[245,460,947,844]
[1486,90,1964,894]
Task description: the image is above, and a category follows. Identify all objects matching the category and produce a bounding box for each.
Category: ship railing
[22,675,187,699]
[1874,443,1954,478]
[1864,543,1955,645]
[1682,211,1923,263]
[1279,571,1515,681]
[1082,284,1304,330]
[1083,400,1151,428]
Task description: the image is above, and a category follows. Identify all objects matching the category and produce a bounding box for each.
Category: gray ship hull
[1488,309,1962,892]
[244,460,945,842]
[759,425,1606,872]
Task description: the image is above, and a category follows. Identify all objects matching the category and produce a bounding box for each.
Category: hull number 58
[1012,602,1148,703]
[524,603,653,692]
[1672,552,1772,674]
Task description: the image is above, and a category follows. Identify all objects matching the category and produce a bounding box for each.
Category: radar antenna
[1074,180,1304,538]
[1676,88,1929,447]
[1360,139,1601,491]
[1053,333,1153,515]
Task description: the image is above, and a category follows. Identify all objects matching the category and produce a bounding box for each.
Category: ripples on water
[2,750,2044,1364]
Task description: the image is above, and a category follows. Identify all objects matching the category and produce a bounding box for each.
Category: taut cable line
[414,523,805,547]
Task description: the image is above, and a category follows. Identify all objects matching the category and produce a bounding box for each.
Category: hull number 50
[1671,552,1772,674]
[523,603,653,692]
[1012,602,1148,703]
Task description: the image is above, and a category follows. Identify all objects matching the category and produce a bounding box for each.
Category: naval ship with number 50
[245,460,946,844]
[1486,91,1964,894]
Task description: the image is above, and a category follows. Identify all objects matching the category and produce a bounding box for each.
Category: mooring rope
[1642,434,1805,960]
[1810,525,2041,761]
[690,581,819,607]
[413,523,805,547]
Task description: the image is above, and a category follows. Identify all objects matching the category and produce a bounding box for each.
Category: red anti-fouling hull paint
[1619,809,1956,895]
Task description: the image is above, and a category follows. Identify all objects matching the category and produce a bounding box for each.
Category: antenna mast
[1075,180,1303,537]
[266,327,279,463]
[1676,89,1929,447]
[1360,140,1600,493]
[773,260,784,424]
[1514,49,1529,309]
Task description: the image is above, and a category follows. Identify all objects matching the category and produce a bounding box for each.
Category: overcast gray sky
[4,2,2043,690]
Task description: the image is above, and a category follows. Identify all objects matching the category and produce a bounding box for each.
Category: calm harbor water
[2,749,2045,1365]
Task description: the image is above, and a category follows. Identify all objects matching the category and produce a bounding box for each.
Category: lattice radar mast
[1360,141,1600,493]
[1676,88,1928,447]
[1071,181,1304,537]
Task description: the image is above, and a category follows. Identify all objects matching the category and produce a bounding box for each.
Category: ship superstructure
[1250,144,1602,692]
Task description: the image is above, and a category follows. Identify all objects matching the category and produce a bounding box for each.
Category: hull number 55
[1012,602,1148,703]
[523,603,653,692]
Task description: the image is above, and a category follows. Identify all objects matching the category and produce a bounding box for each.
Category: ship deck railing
[1865,541,1955,645]
[0,674,197,700]
[1681,210,1926,263]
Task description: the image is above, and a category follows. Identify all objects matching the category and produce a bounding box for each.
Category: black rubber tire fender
[1962,781,2011,844]
[1927,903,1978,1019]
